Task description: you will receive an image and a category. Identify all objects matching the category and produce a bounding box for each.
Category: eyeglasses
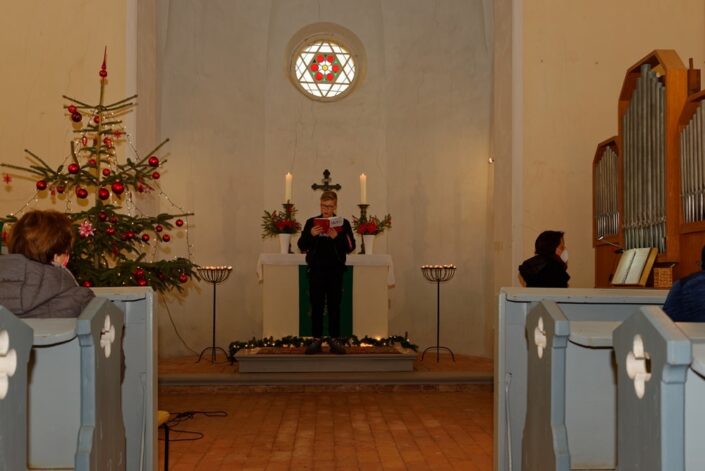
[320,204,336,209]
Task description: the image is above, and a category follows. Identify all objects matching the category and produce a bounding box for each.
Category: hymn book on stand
[611,247,658,286]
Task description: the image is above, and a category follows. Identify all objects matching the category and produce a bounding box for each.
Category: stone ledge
[235,346,418,373]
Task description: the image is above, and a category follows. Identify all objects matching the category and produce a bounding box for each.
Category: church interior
[1,0,705,469]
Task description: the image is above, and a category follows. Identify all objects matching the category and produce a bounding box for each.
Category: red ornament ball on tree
[110,215,118,223]
[56,185,65,194]
[36,180,47,191]
[134,267,145,278]
[98,211,108,222]
[81,135,88,146]
[87,159,97,167]
[111,182,125,195]
[67,105,77,113]
[151,171,160,180]
[148,156,160,167]
[99,69,108,78]
[175,219,184,227]
[141,233,150,242]
[103,137,113,147]
[178,273,189,283]
[137,278,148,287]
[126,231,135,240]
[161,234,171,242]
[98,188,110,200]
[106,226,116,235]
[71,112,82,123]
[155,225,163,233]
[68,163,80,174]
[82,280,93,287]
[93,115,101,124]
[76,187,88,199]
[102,168,111,177]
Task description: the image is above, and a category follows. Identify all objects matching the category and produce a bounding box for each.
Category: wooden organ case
[593,50,703,287]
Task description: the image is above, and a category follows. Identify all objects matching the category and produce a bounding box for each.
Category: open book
[611,247,658,286]
[314,216,343,235]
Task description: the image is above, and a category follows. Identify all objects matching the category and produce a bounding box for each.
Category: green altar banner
[298,265,353,337]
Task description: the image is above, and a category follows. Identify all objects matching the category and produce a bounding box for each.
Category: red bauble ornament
[99,69,108,78]
[93,115,101,124]
[36,180,47,191]
[141,233,150,242]
[134,267,145,279]
[82,280,93,287]
[175,219,184,227]
[56,185,65,194]
[111,182,125,195]
[126,231,135,240]
[68,163,80,174]
[98,188,110,200]
[106,226,116,235]
[98,211,108,222]
[157,272,166,282]
[102,168,111,177]
[110,215,118,223]
[113,130,122,138]
[155,225,163,233]
[71,112,82,123]
[81,135,88,146]
[137,184,145,193]
[103,137,113,147]
[161,234,171,242]
[67,104,77,113]
[148,156,160,167]
[151,171,160,180]
[137,278,148,287]
[88,159,97,167]
[76,187,88,199]
[178,273,189,283]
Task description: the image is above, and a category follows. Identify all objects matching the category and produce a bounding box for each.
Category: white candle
[285,172,293,202]
[360,173,367,204]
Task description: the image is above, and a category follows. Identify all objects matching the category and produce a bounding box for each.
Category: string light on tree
[0,49,198,292]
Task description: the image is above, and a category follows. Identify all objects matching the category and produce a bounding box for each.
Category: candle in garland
[360,173,367,204]
[285,172,293,202]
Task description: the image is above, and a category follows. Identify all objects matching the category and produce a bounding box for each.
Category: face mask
[560,249,569,263]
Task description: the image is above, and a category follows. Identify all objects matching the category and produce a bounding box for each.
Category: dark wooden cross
[310,169,342,192]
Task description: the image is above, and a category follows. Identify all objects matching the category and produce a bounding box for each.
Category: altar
[257,253,394,338]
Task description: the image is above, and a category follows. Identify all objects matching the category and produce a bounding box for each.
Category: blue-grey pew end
[24,297,125,470]
[0,306,33,471]
[524,300,622,471]
[496,288,667,471]
[613,306,691,471]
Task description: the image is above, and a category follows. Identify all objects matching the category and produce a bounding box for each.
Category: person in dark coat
[0,210,94,318]
[518,230,570,288]
[662,245,705,322]
[297,191,356,354]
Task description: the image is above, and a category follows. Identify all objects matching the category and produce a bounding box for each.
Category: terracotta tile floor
[157,353,494,470]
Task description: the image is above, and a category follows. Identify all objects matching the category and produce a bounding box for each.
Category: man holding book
[297,191,356,354]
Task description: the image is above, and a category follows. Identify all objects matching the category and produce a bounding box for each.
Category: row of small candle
[283,173,369,204]
[420,264,457,282]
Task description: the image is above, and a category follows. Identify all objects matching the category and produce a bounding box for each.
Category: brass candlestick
[358,203,369,254]
[196,265,233,363]
[420,264,457,362]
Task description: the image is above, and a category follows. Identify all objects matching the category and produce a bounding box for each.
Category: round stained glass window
[292,39,358,101]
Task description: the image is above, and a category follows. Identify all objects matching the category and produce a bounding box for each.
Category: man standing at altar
[298,191,356,354]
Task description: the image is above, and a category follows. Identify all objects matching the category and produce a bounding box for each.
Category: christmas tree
[1,50,198,292]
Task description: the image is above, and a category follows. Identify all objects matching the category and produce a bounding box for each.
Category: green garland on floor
[228,334,418,361]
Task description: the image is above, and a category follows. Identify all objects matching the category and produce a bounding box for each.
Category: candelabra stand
[420,264,457,362]
[358,204,369,254]
[283,202,294,253]
[196,266,233,363]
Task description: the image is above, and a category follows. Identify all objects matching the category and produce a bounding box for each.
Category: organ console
[593,50,705,287]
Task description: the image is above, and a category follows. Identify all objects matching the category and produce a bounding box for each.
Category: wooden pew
[523,301,621,471]
[0,306,33,471]
[496,287,667,471]
[613,307,705,471]
[24,297,125,470]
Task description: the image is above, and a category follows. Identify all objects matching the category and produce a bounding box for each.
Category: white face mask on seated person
[560,249,569,263]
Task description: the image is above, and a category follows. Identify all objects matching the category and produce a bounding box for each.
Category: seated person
[518,230,570,287]
[0,210,94,318]
[662,245,705,322]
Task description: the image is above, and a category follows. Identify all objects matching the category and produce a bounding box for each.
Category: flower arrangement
[261,205,301,238]
[352,214,392,235]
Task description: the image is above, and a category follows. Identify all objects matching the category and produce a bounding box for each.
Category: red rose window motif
[294,40,356,99]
